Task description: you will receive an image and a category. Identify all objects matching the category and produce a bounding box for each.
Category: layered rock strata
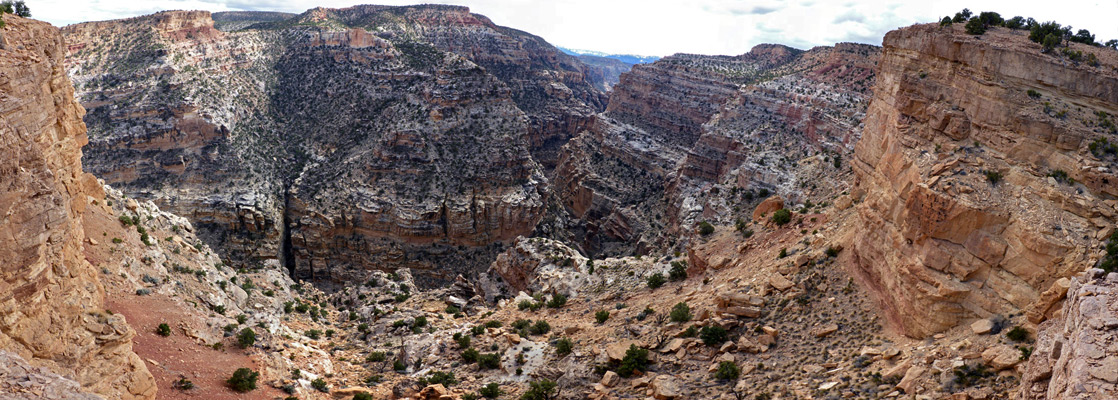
[553,44,879,256]
[849,23,1118,337]
[63,6,604,285]
[0,14,155,399]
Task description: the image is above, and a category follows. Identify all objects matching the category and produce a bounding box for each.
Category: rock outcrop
[849,23,1118,337]
[0,14,155,399]
[1019,269,1118,399]
[63,6,605,285]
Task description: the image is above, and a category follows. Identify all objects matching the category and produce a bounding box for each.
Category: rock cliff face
[1019,269,1118,400]
[0,14,155,399]
[553,44,878,255]
[849,23,1118,338]
[64,6,604,285]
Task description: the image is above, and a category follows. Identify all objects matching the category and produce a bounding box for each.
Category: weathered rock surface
[0,351,102,400]
[849,23,1118,337]
[0,14,155,399]
[1019,270,1118,399]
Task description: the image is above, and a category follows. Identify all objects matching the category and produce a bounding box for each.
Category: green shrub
[952,8,971,23]
[940,16,952,26]
[462,394,479,400]
[700,325,729,346]
[617,345,650,377]
[156,323,171,337]
[825,246,840,258]
[478,353,501,370]
[393,360,406,371]
[529,320,551,335]
[237,328,256,348]
[413,316,427,328]
[455,333,471,349]
[778,248,787,258]
[546,293,567,309]
[354,393,374,400]
[227,368,259,392]
[366,351,387,363]
[715,361,740,380]
[680,325,698,338]
[311,377,328,393]
[646,273,666,289]
[669,261,687,281]
[965,18,987,35]
[985,170,1003,185]
[670,302,692,323]
[595,310,610,324]
[1101,230,1117,272]
[480,382,501,398]
[698,221,715,236]
[1006,326,1029,342]
[555,337,573,356]
[1027,89,1041,98]
[519,379,558,400]
[461,347,480,363]
[305,329,322,340]
[423,371,456,386]
[771,209,792,225]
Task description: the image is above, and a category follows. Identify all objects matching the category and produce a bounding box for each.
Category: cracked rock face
[1020,269,1118,399]
[63,6,607,286]
[849,23,1118,338]
[0,14,155,399]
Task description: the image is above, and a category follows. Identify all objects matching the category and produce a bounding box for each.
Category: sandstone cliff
[850,23,1118,338]
[63,6,603,285]
[0,14,155,399]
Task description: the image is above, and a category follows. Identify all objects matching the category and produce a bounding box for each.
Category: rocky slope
[0,14,155,399]
[849,23,1118,338]
[63,6,607,286]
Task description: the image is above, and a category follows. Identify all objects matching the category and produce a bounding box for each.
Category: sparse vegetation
[480,382,501,398]
[700,325,729,346]
[669,261,687,281]
[237,328,256,348]
[670,302,692,323]
[772,208,792,225]
[715,361,740,380]
[646,273,666,289]
[156,323,171,337]
[698,221,715,236]
[1006,326,1030,342]
[555,337,573,356]
[519,379,558,400]
[227,368,259,392]
[595,310,610,324]
[616,345,650,377]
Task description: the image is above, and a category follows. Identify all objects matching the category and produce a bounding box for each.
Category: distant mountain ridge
[559,47,661,65]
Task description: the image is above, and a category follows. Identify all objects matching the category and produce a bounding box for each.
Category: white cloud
[31,0,1118,56]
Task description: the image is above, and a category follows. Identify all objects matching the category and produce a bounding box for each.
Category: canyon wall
[0,14,155,399]
[553,44,879,256]
[63,6,604,285]
[850,23,1118,338]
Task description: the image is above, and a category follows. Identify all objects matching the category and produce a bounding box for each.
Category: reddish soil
[83,203,286,399]
[106,293,286,400]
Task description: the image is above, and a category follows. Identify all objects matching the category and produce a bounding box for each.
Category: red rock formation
[850,23,1118,338]
[0,14,155,399]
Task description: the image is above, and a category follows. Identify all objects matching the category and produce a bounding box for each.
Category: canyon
[0,5,1116,400]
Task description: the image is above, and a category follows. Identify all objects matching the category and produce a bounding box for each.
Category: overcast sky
[32,0,1118,56]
